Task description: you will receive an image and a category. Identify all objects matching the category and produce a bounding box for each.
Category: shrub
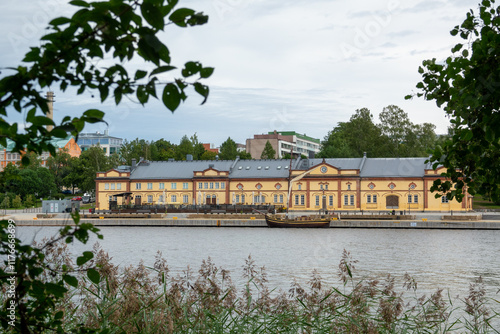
[11,195,22,209]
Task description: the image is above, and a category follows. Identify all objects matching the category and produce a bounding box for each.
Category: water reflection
[17,226,500,300]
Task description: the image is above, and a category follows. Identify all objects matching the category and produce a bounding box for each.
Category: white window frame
[159,183,165,190]
[136,183,141,190]
[171,183,177,190]
[147,183,153,190]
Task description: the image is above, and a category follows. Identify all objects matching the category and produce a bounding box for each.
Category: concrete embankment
[10,217,500,229]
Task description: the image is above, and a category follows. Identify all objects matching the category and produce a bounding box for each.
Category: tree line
[317,105,448,158]
[0,135,253,205]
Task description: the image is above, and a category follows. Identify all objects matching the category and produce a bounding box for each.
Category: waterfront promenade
[5,211,500,230]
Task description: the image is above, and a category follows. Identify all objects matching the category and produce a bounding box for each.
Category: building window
[210,182,214,189]
[109,196,113,201]
[298,184,302,190]
[147,195,153,203]
[171,195,177,202]
[221,182,226,189]
[408,195,412,203]
[315,196,320,206]
[105,183,109,190]
[183,182,189,189]
[300,195,305,205]
[159,183,165,190]
[236,195,240,203]
[274,194,278,203]
[350,195,355,206]
[441,196,449,203]
[117,183,121,190]
[171,183,177,189]
[414,195,418,203]
[183,195,189,203]
[159,195,164,203]
[241,195,245,203]
[295,195,299,205]
[136,183,141,190]
[325,184,328,190]
[110,183,115,190]
[320,184,323,190]
[329,195,333,206]
[373,195,378,203]
[367,195,371,203]
[198,182,203,189]
[147,183,153,190]
[204,182,208,189]
[347,184,351,190]
[344,195,348,206]
[280,194,283,203]
[215,182,219,189]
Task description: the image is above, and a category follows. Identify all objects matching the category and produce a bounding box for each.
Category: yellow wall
[95,163,469,211]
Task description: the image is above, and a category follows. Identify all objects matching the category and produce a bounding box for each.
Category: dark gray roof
[360,158,429,177]
[230,159,291,179]
[130,160,234,180]
[127,157,432,180]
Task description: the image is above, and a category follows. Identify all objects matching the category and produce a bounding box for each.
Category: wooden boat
[265,214,331,228]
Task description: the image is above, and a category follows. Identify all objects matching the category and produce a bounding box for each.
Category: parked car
[71,196,82,201]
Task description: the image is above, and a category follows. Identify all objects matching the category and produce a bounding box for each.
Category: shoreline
[10,218,500,230]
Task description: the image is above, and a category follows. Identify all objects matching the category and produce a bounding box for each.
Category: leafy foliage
[408,0,500,202]
[0,0,212,165]
[318,107,441,158]
[0,216,103,333]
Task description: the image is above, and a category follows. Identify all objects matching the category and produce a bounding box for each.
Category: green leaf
[135,70,148,80]
[83,109,105,120]
[63,274,79,288]
[193,82,209,104]
[87,268,100,284]
[49,17,72,26]
[200,67,214,79]
[169,8,195,27]
[76,251,94,266]
[162,83,181,111]
[69,0,90,7]
[150,65,176,76]
[462,49,469,57]
[45,283,68,298]
[141,2,165,30]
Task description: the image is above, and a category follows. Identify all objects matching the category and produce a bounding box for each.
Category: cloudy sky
[0,0,479,148]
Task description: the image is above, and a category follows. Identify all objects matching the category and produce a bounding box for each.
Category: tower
[46,91,54,132]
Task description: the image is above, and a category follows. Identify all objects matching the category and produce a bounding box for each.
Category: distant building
[246,131,321,159]
[202,143,219,153]
[77,130,123,156]
[0,136,81,171]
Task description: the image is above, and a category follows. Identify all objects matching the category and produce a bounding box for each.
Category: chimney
[131,158,136,169]
[46,91,54,131]
[186,154,193,161]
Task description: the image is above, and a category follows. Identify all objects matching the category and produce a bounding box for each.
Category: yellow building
[95,156,472,212]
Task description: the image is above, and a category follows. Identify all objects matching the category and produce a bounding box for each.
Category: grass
[2,241,499,334]
[473,195,500,210]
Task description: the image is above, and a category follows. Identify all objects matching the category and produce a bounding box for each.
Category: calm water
[17,226,500,299]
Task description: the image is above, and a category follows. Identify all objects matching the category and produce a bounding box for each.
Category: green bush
[0,196,10,210]
[23,194,35,208]
[11,195,22,209]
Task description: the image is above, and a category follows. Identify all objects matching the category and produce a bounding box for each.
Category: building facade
[246,131,320,159]
[95,156,472,212]
[0,136,81,171]
[77,130,123,156]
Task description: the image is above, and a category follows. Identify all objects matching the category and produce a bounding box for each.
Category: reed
[2,241,498,333]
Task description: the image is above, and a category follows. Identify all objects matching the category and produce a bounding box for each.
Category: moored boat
[265,214,331,228]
